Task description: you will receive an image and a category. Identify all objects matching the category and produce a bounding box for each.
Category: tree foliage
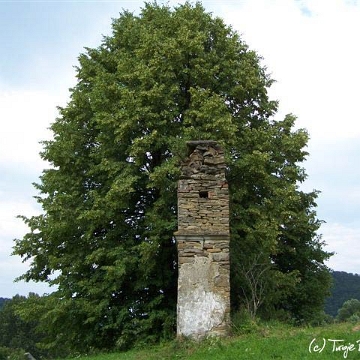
[337,299,360,322]
[0,294,45,359]
[13,1,333,352]
[325,271,360,317]
[0,298,8,310]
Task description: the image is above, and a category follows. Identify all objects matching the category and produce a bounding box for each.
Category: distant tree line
[325,271,360,317]
[0,294,73,359]
[0,294,47,359]
[0,298,8,310]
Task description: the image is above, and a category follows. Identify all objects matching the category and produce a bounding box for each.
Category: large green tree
[14,1,332,352]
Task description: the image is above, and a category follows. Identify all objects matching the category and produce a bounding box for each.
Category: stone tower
[174,140,230,339]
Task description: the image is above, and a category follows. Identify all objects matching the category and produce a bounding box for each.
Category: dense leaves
[337,299,360,322]
[0,295,45,359]
[0,298,8,310]
[13,1,332,352]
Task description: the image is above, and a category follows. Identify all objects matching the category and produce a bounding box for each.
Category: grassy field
[63,321,360,360]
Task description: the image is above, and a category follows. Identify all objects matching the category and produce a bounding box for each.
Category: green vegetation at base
[3,293,360,359]
[0,294,49,360]
[61,322,360,360]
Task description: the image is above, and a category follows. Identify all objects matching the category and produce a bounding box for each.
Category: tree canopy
[13,1,333,353]
[337,298,360,322]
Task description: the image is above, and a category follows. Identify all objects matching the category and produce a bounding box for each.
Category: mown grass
[64,322,360,360]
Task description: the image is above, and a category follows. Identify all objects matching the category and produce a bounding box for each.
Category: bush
[231,309,260,335]
[0,346,25,360]
[337,299,360,322]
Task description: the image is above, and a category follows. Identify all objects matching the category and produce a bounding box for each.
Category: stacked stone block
[175,140,230,339]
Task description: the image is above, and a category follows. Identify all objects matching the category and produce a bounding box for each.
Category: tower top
[176,140,228,236]
[180,140,225,179]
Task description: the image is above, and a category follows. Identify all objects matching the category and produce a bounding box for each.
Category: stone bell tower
[174,140,230,339]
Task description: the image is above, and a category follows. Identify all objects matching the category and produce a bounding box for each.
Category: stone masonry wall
[177,140,229,235]
[175,141,230,339]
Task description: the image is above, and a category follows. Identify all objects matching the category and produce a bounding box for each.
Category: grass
[64,322,360,360]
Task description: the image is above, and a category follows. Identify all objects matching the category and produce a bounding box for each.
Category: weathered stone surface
[214,275,230,287]
[177,256,228,339]
[175,141,230,340]
[178,257,195,264]
[212,252,230,262]
[183,248,204,255]
[207,248,222,253]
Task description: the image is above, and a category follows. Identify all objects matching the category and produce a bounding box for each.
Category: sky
[0,0,360,298]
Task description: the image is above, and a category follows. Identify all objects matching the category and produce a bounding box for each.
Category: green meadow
[63,322,360,360]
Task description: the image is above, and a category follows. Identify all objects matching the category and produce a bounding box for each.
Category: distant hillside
[325,271,360,317]
[0,297,9,310]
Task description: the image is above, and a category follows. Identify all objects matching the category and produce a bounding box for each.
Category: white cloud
[0,198,40,239]
[0,198,52,298]
[0,90,60,172]
[0,253,53,298]
[218,0,360,141]
[322,222,360,273]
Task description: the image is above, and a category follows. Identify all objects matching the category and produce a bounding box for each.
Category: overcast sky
[1,0,359,298]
